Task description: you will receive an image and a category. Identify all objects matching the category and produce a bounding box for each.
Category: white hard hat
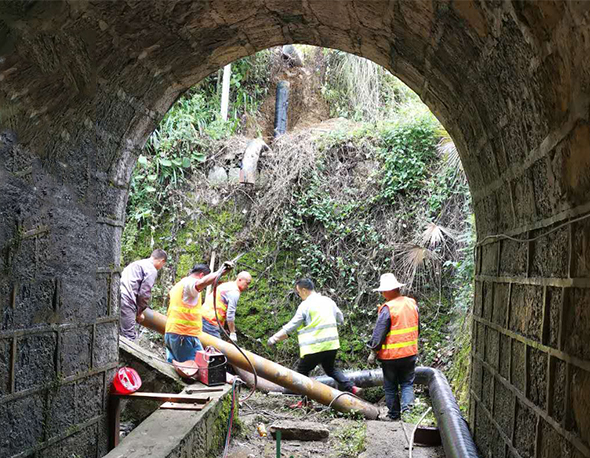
[373,273,405,292]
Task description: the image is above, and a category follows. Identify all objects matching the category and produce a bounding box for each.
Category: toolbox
[195,347,227,386]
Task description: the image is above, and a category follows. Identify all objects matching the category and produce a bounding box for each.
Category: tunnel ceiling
[0,0,588,238]
[1,2,590,458]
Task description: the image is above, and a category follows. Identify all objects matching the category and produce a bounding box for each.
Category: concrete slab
[110,338,235,457]
[104,383,233,458]
[119,337,187,423]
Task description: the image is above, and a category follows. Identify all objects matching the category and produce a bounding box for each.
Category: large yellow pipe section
[141,308,379,419]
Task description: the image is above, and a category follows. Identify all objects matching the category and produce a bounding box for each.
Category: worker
[201,271,253,342]
[267,278,361,405]
[165,261,233,363]
[119,249,167,340]
[367,273,419,421]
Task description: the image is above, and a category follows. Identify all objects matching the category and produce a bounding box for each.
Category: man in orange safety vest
[201,271,252,342]
[367,273,419,421]
[164,261,233,363]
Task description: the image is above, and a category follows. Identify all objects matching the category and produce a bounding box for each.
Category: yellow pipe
[141,308,380,419]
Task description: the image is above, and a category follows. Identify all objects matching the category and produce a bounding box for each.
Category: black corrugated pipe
[314,368,384,388]
[241,366,479,458]
[415,367,480,458]
[273,80,289,138]
[316,367,480,458]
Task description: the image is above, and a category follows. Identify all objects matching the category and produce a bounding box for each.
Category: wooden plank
[112,392,211,404]
[160,402,206,411]
[107,395,121,451]
[119,336,185,384]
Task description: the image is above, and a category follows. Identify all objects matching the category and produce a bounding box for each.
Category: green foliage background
[122,46,474,404]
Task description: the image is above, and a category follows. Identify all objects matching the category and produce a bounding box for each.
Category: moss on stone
[206,387,241,458]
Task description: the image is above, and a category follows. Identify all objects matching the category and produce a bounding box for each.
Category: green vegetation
[322,50,420,121]
[334,421,367,457]
[123,46,474,408]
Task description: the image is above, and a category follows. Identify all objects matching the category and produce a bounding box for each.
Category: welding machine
[195,347,227,386]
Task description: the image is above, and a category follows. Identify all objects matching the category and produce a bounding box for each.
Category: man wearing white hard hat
[367,273,419,421]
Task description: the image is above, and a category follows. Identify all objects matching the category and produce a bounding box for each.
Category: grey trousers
[120,297,140,340]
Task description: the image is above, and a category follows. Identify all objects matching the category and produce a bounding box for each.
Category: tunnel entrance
[1,2,589,457]
[117,43,473,456]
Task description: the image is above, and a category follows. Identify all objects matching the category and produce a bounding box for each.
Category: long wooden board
[160,402,206,411]
[112,392,210,404]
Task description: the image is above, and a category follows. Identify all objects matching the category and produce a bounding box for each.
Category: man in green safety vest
[268,278,361,405]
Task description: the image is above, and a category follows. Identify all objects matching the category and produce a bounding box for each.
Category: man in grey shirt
[119,249,167,340]
[201,271,252,342]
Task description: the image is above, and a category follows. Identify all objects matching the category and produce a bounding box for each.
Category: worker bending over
[201,271,252,342]
[165,261,232,363]
[367,273,419,421]
[268,278,360,404]
[120,249,167,340]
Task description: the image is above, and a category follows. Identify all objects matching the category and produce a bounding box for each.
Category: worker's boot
[288,397,310,409]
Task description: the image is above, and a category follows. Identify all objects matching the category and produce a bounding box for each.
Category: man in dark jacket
[119,249,167,340]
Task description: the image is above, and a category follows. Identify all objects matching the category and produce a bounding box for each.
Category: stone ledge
[103,383,233,458]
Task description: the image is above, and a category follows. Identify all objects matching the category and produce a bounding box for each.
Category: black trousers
[296,349,353,392]
[381,355,417,418]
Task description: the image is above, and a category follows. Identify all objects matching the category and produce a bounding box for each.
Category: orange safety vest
[201,281,240,327]
[165,277,202,337]
[377,296,419,360]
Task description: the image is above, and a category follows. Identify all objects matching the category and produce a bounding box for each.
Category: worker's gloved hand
[367,352,377,365]
[268,329,287,346]
[229,333,238,343]
[222,260,235,271]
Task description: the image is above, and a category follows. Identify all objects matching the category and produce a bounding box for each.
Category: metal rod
[409,407,432,458]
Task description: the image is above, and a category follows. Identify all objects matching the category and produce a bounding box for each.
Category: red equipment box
[195,347,226,386]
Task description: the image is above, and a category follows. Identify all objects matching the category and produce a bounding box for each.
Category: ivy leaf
[147,174,157,181]
[138,156,148,166]
[182,157,191,168]
[160,158,172,167]
[145,186,157,193]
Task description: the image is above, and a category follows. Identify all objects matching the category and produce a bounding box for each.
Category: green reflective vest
[297,302,340,357]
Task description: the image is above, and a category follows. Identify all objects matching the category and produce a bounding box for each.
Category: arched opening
[1,2,589,457]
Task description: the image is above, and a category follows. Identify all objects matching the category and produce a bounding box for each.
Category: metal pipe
[311,367,480,458]
[273,81,289,138]
[418,367,480,458]
[140,309,379,419]
[315,368,384,388]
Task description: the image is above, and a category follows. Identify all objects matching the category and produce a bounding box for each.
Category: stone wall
[1,1,589,457]
[471,224,590,458]
[0,132,124,457]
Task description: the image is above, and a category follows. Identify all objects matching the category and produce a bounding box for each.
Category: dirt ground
[222,391,444,458]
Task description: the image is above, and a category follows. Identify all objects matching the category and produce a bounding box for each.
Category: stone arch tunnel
[1,1,589,457]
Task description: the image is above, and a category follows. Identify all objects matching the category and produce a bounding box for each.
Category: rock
[208,165,228,184]
[269,421,329,441]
